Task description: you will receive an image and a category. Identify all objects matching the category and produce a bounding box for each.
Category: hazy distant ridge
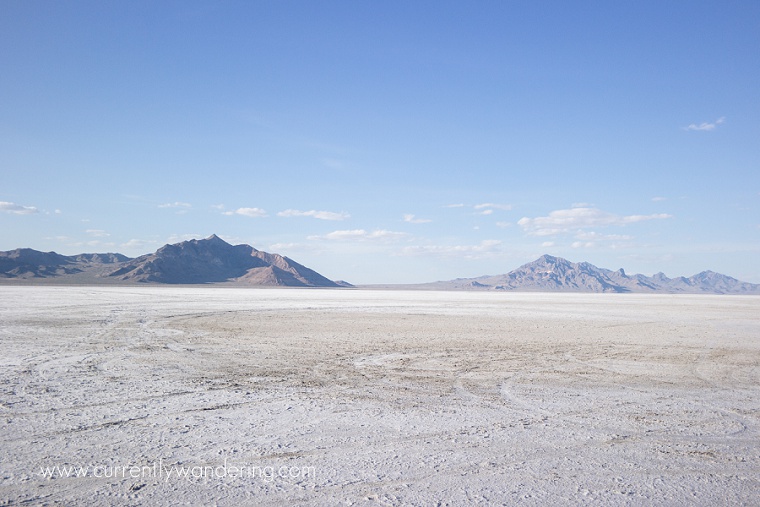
[0,248,129,279]
[428,254,760,294]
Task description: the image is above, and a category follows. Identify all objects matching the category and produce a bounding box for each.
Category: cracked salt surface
[0,287,758,505]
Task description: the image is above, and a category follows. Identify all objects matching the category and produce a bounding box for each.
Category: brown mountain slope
[107,235,340,287]
[0,235,341,287]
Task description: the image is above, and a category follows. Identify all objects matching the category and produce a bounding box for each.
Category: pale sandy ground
[0,287,758,506]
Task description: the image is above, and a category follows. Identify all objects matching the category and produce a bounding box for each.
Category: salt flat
[0,287,758,506]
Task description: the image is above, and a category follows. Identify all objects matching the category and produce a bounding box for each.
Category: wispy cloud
[518,207,671,236]
[321,158,347,170]
[0,201,38,215]
[474,203,512,211]
[278,209,350,221]
[574,231,633,241]
[310,229,409,242]
[158,201,191,215]
[166,233,205,243]
[399,239,502,258]
[85,240,116,248]
[121,238,158,251]
[86,229,110,237]
[158,202,191,209]
[570,231,634,249]
[684,116,725,131]
[269,242,306,250]
[472,203,513,215]
[121,235,202,252]
[223,207,268,218]
[305,140,350,155]
[403,214,432,224]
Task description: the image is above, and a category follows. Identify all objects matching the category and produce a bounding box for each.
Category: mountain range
[423,254,760,294]
[1,237,758,293]
[0,235,344,287]
[0,249,130,279]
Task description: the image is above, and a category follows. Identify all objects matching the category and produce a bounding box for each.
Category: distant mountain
[0,248,129,279]
[108,235,339,287]
[3,242,757,293]
[0,235,341,287]
[427,255,760,294]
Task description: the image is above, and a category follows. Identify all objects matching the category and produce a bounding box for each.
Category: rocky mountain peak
[107,235,338,286]
[536,254,561,265]
[1,235,340,287]
[429,255,760,294]
[201,234,231,247]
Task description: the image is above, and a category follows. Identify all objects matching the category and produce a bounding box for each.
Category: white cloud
[306,140,349,154]
[651,196,667,202]
[166,233,206,244]
[495,221,511,228]
[465,203,513,216]
[0,201,38,215]
[269,242,305,250]
[574,231,633,241]
[321,158,346,170]
[518,207,672,236]
[86,240,116,248]
[399,239,502,258]
[158,202,191,215]
[541,241,555,247]
[445,203,465,208]
[684,116,725,131]
[278,209,350,221]
[319,229,367,240]
[310,229,409,242]
[86,229,110,237]
[403,214,432,224]
[158,202,191,209]
[121,238,158,251]
[223,207,268,218]
[474,203,512,211]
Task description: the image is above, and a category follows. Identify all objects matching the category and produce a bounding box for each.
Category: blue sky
[2,1,759,284]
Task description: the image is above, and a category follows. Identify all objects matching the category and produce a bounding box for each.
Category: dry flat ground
[0,287,758,506]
